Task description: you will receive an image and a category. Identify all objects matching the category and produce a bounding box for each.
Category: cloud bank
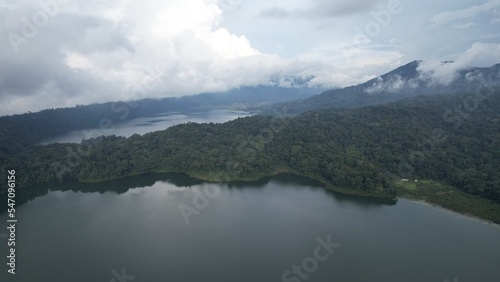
[1,0,321,115]
[1,0,500,115]
[417,42,500,85]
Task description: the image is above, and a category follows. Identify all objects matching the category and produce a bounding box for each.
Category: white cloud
[454,21,478,29]
[457,42,500,66]
[492,9,500,23]
[364,74,418,94]
[417,42,500,84]
[260,0,386,19]
[0,0,309,115]
[431,0,500,27]
[1,0,500,115]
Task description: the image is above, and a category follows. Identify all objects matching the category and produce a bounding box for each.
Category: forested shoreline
[1,89,499,221]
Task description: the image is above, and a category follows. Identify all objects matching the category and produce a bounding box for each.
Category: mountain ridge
[2,87,499,222]
[0,85,322,149]
[273,60,500,115]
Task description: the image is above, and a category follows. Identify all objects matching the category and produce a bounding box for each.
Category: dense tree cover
[1,88,499,205]
[0,86,319,149]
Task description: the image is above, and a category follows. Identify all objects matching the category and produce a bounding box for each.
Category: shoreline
[171,170,500,224]
[9,169,499,224]
[186,169,397,199]
[402,197,500,227]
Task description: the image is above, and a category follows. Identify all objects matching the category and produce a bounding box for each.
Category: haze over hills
[274,61,500,115]
[2,60,499,151]
[0,85,321,147]
[1,59,500,223]
[3,1,500,280]
[2,86,499,222]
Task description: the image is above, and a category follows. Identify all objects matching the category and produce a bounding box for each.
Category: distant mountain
[3,87,500,222]
[273,61,500,115]
[0,85,321,149]
[170,85,322,107]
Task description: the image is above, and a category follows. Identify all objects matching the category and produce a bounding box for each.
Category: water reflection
[39,110,253,144]
[3,173,396,212]
[1,173,499,282]
[0,173,201,212]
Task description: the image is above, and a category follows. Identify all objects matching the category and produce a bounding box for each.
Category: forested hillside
[2,88,499,209]
[0,86,319,149]
[273,61,500,115]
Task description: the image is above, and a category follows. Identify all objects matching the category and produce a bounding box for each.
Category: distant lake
[39,109,253,144]
[1,173,499,282]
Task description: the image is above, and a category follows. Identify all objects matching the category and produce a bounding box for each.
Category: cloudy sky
[1,0,500,115]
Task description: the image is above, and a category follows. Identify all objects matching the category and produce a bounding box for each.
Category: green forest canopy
[2,89,499,207]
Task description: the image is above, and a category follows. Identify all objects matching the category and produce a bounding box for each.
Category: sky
[1,0,500,115]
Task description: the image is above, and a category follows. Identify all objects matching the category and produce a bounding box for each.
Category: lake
[39,109,253,144]
[1,173,499,282]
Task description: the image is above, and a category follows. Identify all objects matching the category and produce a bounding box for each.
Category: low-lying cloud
[0,0,323,115]
[365,74,418,94]
[1,0,500,115]
[261,0,385,19]
[417,42,500,85]
[431,0,500,27]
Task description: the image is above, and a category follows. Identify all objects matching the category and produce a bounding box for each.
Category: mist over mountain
[3,1,500,280]
[274,61,500,115]
[0,85,320,148]
[2,57,500,224]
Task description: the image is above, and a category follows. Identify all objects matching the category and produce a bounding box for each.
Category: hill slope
[0,85,320,151]
[275,61,500,114]
[3,88,499,209]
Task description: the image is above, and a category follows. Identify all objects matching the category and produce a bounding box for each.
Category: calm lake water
[1,173,499,282]
[39,109,252,144]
